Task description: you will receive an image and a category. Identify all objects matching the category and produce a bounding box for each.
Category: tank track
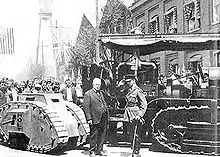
[65,104,90,146]
[0,101,69,153]
[150,98,220,155]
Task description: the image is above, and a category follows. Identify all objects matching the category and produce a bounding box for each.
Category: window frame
[212,0,220,24]
[148,15,159,34]
[164,7,177,34]
[184,0,201,32]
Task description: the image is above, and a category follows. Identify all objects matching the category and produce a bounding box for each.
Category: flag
[177,66,181,76]
[196,0,201,19]
[148,22,154,34]
[181,63,186,77]
[168,63,174,78]
[0,28,14,55]
[173,7,177,26]
[75,14,96,64]
[184,3,194,21]
[149,16,159,34]
[76,67,82,84]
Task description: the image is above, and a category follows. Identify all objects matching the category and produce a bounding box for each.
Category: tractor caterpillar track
[150,98,220,155]
[0,101,69,153]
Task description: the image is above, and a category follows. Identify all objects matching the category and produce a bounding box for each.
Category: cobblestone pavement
[0,142,212,157]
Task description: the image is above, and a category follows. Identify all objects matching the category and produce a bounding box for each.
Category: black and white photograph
[0,0,220,157]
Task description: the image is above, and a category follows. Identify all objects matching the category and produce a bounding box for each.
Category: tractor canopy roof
[99,33,220,56]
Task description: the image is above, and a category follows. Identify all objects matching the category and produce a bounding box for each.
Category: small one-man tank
[0,93,89,153]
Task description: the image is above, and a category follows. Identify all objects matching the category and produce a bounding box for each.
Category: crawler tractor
[147,67,220,155]
[97,33,220,155]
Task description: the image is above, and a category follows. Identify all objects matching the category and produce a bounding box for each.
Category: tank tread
[150,98,219,155]
[42,105,69,144]
[65,104,90,146]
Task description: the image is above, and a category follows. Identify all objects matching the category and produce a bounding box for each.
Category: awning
[99,33,220,56]
[101,37,162,46]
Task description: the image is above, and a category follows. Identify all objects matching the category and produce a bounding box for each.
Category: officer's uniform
[123,78,148,156]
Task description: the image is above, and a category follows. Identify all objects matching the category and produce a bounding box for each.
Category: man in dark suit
[60,79,78,104]
[83,78,109,157]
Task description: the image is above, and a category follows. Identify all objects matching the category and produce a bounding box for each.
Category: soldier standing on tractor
[118,74,148,157]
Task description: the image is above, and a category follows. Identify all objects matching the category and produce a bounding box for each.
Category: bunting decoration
[0,28,14,55]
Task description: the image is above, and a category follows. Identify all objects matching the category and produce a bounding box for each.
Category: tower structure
[36,0,56,78]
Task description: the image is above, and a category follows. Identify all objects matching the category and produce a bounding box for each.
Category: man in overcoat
[83,78,109,157]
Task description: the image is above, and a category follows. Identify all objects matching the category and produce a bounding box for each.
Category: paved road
[0,143,213,157]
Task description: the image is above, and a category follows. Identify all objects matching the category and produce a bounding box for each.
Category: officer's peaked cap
[123,74,136,81]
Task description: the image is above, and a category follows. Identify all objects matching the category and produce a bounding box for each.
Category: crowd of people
[0,77,82,105]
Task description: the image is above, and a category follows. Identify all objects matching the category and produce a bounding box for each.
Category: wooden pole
[96,0,100,64]
[36,18,42,65]
[41,41,44,66]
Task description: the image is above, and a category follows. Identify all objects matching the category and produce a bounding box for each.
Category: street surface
[0,142,213,157]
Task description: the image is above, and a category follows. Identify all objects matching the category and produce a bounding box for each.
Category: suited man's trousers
[89,112,108,153]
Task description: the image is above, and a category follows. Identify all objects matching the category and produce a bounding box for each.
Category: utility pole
[36,18,41,65]
[41,41,44,66]
[96,0,100,64]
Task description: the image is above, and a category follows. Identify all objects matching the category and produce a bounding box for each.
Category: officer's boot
[132,150,141,157]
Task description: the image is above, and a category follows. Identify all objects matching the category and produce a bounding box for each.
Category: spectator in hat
[23,80,34,93]
[33,83,43,93]
[60,79,78,104]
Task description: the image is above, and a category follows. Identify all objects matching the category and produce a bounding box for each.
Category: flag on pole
[0,28,15,55]
[168,63,174,78]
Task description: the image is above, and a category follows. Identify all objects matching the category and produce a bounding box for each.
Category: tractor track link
[150,98,220,155]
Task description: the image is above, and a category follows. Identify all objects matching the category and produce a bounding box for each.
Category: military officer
[121,74,148,157]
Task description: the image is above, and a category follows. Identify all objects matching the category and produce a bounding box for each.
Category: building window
[214,51,220,67]
[148,15,159,34]
[127,15,133,33]
[138,22,145,33]
[213,0,220,24]
[164,7,177,34]
[190,61,198,73]
[170,58,178,74]
[189,55,202,73]
[184,0,201,32]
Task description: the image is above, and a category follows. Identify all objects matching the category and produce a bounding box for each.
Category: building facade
[130,0,220,77]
